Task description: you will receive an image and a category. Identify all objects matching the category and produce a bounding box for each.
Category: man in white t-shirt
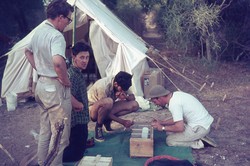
[25,1,73,165]
[149,85,216,149]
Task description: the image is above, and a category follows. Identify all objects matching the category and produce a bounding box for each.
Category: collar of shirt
[45,20,55,28]
[70,65,82,73]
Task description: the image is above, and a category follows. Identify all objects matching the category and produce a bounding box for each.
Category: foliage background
[0,0,249,62]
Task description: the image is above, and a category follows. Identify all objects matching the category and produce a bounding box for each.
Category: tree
[0,0,45,38]
[220,0,250,61]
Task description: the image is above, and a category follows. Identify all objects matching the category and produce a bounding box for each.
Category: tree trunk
[205,38,212,62]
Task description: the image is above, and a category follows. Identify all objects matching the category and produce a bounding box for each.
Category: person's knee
[98,98,113,109]
[90,117,97,122]
[166,137,177,146]
[130,101,139,111]
[104,98,113,110]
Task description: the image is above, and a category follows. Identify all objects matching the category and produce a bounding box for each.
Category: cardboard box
[78,155,112,166]
[130,123,154,157]
[143,68,164,98]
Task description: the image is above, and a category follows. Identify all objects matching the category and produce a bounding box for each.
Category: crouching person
[88,71,139,142]
[149,85,216,149]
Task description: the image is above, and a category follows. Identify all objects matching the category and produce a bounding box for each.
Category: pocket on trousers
[41,85,60,109]
[45,85,56,92]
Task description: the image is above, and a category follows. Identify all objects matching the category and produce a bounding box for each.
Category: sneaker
[201,136,218,148]
[191,139,204,149]
[95,127,104,142]
[104,119,115,133]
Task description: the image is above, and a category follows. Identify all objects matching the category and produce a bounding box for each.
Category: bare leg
[89,98,113,141]
[89,98,113,124]
[109,100,139,127]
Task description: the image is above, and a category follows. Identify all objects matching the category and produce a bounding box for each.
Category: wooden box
[78,155,112,166]
[130,123,154,157]
[143,68,164,98]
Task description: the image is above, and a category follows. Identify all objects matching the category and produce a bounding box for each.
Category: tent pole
[72,4,77,47]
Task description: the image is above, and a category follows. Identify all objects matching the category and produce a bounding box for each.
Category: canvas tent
[1,0,150,99]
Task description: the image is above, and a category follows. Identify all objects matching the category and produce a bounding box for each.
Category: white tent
[1,0,150,98]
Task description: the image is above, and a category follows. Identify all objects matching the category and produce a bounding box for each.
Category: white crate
[78,155,112,166]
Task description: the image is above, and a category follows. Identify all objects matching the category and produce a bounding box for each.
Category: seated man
[149,85,216,149]
[88,71,139,142]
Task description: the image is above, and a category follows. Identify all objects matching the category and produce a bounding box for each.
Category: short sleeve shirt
[68,65,89,127]
[87,76,115,105]
[168,91,214,130]
[27,21,66,77]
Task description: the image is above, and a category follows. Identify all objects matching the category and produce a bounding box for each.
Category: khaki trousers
[166,125,210,149]
[35,77,72,166]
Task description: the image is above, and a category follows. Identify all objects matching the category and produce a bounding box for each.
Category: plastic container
[141,127,149,139]
[6,92,17,111]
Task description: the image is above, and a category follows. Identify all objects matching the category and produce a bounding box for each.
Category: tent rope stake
[146,46,215,92]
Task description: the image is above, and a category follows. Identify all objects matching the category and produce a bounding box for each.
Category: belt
[38,75,58,79]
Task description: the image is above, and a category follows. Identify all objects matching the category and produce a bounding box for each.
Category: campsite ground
[0,45,250,166]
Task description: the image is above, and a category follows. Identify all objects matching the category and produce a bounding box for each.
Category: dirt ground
[0,49,250,166]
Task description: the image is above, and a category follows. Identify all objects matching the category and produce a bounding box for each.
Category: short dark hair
[114,71,132,91]
[46,0,74,19]
[72,42,92,56]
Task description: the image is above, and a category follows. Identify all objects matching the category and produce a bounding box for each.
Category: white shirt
[168,91,214,130]
[27,21,66,77]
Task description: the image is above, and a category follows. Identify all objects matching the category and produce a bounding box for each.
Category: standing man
[25,0,73,165]
[149,85,216,149]
[88,71,139,142]
[63,42,91,163]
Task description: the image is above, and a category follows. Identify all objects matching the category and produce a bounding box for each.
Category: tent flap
[1,0,149,98]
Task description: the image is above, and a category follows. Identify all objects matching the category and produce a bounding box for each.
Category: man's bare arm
[53,55,71,87]
[151,119,184,132]
[164,120,184,132]
[71,95,83,112]
[159,118,175,125]
[25,48,36,70]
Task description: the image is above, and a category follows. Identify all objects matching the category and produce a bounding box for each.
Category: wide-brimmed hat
[148,85,171,99]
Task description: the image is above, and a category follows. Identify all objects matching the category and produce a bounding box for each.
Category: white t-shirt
[168,91,214,130]
[27,21,66,77]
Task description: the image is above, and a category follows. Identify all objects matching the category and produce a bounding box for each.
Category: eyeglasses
[64,16,72,23]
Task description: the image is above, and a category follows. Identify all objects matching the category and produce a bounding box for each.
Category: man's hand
[57,78,71,87]
[151,119,165,131]
[115,91,127,100]
[71,95,83,112]
[73,102,83,112]
[123,120,134,128]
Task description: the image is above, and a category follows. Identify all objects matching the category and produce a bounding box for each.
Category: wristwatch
[162,126,165,131]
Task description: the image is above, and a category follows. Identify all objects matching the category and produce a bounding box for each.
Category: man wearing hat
[149,85,216,149]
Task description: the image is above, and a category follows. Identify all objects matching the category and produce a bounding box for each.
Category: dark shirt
[68,65,89,127]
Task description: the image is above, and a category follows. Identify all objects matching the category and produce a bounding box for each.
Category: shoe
[95,127,104,142]
[86,137,95,148]
[104,119,115,133]
[104,127,115,133]
[191,139,204,149]
[201,136,218,148]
